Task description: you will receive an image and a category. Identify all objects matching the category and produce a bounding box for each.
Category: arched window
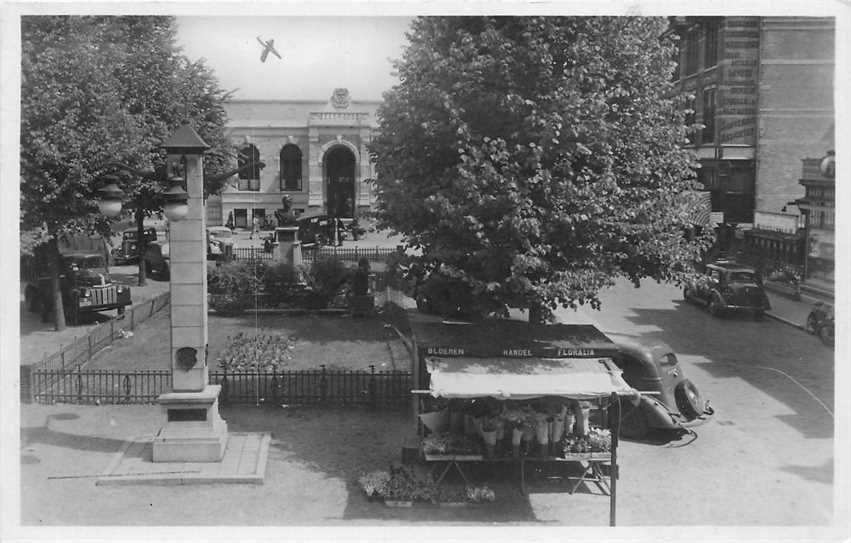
[280,144,302,191]
[237,144,261,191]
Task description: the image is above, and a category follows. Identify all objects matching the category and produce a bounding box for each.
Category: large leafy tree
[370,16,712,321]
[21,16,233,329]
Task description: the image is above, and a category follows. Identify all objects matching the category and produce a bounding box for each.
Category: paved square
[96,432,270,485]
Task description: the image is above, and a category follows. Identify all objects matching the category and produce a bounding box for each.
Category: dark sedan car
[610,337,713,439]
[143,242,170,280]
[683,260,771,319]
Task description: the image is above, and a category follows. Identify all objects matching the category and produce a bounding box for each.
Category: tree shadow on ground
[779,458,833,485]
[219,406,561,524]
[20,412,126,455]
[607,301,834,441]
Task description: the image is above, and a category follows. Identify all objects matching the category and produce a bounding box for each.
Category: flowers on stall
[422,432,483,455]
[559,426,611,455]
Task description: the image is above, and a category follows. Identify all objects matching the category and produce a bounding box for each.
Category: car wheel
[707,295,724,318]
[805,314,818,334]
[818,324,834,346]
[674,379,703,421]
[117,305,126,316]
[683,287,690,302]
[617,403,649,440]
[161,262,170,280]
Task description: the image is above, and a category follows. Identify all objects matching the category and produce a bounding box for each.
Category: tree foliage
[370,16,713,320]
[21,15,233,328]
[21,15,232,240]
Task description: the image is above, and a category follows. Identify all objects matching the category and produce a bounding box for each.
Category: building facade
[669,16,834,226]
[207,88,381,228]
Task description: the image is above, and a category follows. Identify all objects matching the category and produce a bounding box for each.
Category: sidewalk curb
[765,311,804,331]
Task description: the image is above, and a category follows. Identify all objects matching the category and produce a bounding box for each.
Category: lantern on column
[96,175,125,218]
[162,175,189,222]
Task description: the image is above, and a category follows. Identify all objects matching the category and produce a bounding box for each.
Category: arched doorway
[324,146,356,218]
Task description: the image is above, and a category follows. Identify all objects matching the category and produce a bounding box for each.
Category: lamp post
[99,124,228,463]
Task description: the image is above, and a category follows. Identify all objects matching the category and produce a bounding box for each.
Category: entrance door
[234,208,248,229]
[324,146,356,218]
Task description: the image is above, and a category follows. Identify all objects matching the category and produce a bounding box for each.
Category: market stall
[409,317,640,526]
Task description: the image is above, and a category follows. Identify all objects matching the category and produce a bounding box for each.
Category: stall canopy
[425,355,636,400]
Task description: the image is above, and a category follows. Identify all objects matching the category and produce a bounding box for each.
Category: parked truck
[23,235,132,325]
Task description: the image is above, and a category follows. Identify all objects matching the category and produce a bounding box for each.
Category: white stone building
[208,88,380,227]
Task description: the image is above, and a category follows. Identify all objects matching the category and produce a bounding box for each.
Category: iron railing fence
[27,367,412,408]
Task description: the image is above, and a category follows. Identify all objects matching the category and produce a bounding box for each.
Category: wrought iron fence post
[220,370,229,405]
[319,364,328,403]
[368,364,377,407]
[271,373,279,404]
[20,365,33,403]
[76,365,83,404]
[123,374,131,403]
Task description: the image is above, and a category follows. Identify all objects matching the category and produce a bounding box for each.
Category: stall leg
[609,392,619,527]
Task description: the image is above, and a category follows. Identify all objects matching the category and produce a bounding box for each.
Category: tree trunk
[48,237,66,331]
[136,208,147,287]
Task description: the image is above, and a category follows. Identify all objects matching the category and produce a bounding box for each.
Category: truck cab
[24,250,132,325]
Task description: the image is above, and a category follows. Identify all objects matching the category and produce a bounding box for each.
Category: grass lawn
[86,309,411,372]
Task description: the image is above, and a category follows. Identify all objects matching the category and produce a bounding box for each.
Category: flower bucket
[464,415,476,436]
[564,413,576,436]
[481,429,498,446]
[494,419,505,441]
[574,406,591,436]
[512,427,524,446]
[535,422,550,445]
[473,417,483,437]
[551,416,566,443]
[450,412,464,433]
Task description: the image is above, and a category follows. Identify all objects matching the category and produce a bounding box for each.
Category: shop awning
[425,356,637,400]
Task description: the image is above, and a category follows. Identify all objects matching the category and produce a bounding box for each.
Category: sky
[176,16,413,102]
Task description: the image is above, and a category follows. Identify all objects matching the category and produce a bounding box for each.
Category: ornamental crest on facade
[331,88,351,109]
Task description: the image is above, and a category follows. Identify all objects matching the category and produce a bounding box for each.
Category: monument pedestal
[152,385,228,463]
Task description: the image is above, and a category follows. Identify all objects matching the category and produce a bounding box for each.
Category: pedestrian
[250,216,260,240]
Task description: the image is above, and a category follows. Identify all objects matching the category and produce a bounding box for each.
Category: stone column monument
[152,125,228,462]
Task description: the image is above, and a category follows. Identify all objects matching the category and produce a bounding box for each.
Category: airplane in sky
[256,36,282,63]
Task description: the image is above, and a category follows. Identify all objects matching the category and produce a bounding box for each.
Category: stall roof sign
[425,355,636,400]
[411,319,619,359]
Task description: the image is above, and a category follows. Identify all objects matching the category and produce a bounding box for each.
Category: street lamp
[96,175,125,218]
[96,124,228,464]
[161,175,190,222]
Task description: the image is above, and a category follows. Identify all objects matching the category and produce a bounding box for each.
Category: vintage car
[112,227,157,265]
[610,337,713,439]
[25,252,132,325]
[143,242,170,280]
[207,226,235,259]
[683,260,771,318]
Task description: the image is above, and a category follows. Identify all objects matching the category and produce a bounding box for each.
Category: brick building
[207,88,380,228]
[669,16,835,230]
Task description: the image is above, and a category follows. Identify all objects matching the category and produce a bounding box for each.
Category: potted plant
[466,484,496,504]
[358,470,390,502]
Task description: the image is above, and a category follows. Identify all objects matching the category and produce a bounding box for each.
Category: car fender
[638,397,680,430]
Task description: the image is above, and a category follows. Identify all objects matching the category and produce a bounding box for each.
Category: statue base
[152,384,228,463]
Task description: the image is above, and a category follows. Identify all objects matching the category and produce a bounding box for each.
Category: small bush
[304,257,353,307]
[208,261,264,315]
[262,262,303,305]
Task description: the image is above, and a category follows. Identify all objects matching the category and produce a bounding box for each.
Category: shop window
[684,28,699,75]
[702,88,716,144]
[280,144,303,191]
[684,95,697,144]
[238,144,261,191]
[704,24,718,68]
